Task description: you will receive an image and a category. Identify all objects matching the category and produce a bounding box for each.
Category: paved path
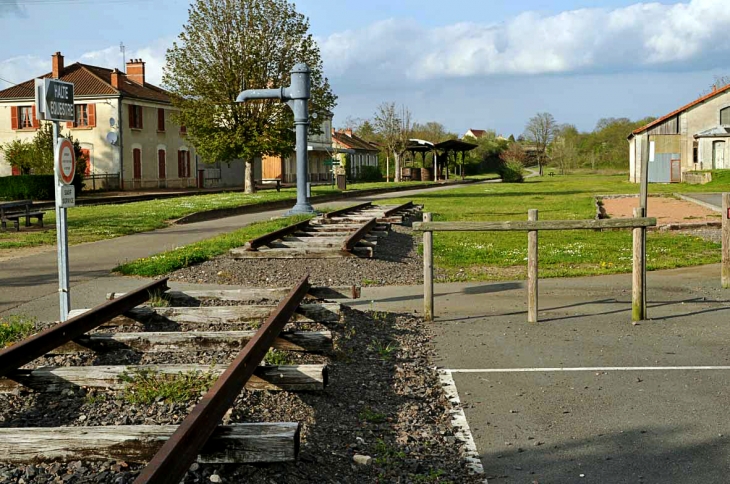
[677,192,723,211]
[353,264,730,483]
[0,181,479,317]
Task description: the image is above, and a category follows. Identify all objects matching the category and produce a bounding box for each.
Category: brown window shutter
[186,151,191,177]
[139,106,143,129]
[158,108,165,131]
[88,104,96,127]
[31,105,40,129]
[10,106,18,130]
[66,121,74,129]
[128,105,134,128]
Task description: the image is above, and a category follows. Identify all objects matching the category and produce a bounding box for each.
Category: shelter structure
[402,139,436,181]
[435,139,477,180]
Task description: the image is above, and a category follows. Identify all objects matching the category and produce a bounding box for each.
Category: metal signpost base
[53,121,71,321]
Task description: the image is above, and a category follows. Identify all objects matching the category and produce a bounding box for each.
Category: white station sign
[56,137,76,185]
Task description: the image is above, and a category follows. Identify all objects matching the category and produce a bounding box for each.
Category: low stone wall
[682,172,713,185]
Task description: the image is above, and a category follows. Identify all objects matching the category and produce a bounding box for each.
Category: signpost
[36,78,75,321]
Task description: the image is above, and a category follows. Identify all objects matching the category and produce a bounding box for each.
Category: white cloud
[319,0,730,82]
[0,40,171,90]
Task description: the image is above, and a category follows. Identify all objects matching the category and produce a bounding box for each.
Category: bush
[499,161,525,183]
[0,175,54,200]
[357,165,384,182]
[0,173,83,201]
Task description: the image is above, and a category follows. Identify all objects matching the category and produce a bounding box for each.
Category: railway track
[0,276,353,484]
[230,201,422,259]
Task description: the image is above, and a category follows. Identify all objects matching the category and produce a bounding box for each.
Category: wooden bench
[261,178,282,192]
[0,200,44,232]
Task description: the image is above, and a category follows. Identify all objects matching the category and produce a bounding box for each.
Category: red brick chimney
[52,52,64,78]
[110,68,123,89]
[126,59,145,85]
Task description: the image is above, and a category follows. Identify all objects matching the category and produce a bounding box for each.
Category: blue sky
[1,0,728,136]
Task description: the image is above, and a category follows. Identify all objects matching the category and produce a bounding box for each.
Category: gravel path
[0,305,483,483]
[676,227,723,244]
[170,225,441,287]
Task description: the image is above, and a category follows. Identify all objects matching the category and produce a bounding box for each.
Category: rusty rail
[0,278,169,377]
[342,218,377,252]
[134,274,312,484]
[246,219,312,251]
[323,202,372,219]
[382,201,415,217]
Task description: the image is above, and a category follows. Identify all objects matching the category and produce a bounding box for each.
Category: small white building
[628,85,730,183]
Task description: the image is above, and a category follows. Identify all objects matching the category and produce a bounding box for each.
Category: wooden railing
[414,212,658,323]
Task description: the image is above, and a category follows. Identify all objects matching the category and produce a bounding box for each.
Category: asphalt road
[679,192,723,211]
[0,181,483,318]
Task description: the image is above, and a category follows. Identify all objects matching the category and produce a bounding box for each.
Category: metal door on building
[648,153,675,183]
[671,159,681,183]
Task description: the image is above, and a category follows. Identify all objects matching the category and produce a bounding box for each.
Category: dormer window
[721,107,730,126]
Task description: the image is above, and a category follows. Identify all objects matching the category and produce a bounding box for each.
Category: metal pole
[527,209,538,323]
[722,193,730,289]
[423,212,434,321]
[53,121,70,321]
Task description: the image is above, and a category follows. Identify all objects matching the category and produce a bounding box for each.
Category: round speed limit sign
[56,138,76,185]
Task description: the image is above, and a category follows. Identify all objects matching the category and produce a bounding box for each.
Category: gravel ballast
[170,225,442,287]
[0,303,483,483]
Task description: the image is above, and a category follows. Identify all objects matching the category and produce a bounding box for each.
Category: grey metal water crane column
[236,63,314,214]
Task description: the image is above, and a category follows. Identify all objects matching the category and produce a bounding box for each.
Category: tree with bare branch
[373,103,412,182]
[524,112,558,176]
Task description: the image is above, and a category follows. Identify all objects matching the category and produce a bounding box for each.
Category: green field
[114,173,728,280]
[378,173,728,281]
[0,181,436,251]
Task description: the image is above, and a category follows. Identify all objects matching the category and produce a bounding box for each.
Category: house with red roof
[463,129,487,140]
[331,129,379,179]
[628,85,730,183]
[0,52,202,190]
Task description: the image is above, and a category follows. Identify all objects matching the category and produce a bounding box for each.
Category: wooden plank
[414,218,657,232]
[382,201,415,216]
[231,246,372,259]
[0,423,300,464]
[54,331,333,354]
[0,279,169,378]
[69,304,341,325]
[527,209,538,324]
[723,193,729,289]
[344,218,378,251]
[0,364,328,393]
[423,213,434,322]
[632,207,646,321]
[322,202,372,219]
[245,219,312,251]
[109,286,361,302]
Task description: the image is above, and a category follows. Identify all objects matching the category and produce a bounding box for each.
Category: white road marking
[438,369,488,483]
[449,366,730,373]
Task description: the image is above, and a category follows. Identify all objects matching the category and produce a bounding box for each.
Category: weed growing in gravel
[146,291,170,308]
[368,338,398,360]
[412,469,452,483]
[119,368,217,404]
[0,315,35,347]
[263,348,292,366]
[358,407,387,424]
[374,439,406,466]
[84,391,108,405]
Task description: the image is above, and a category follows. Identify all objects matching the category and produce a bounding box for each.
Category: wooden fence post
[722,192,730,289]
[527,209,538,323]
[632,207,646,321]
[423,212,434,321]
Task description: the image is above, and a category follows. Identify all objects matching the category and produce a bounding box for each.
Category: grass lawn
[378,173,728,281]
[114,214,312,276]
[0,181,437,251]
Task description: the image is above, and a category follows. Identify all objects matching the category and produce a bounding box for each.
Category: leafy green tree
[164,0,337,193]
[373,103,412,182]
[524,112,558,176]
[2,123,86,179]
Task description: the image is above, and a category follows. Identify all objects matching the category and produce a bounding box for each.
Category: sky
[1,0,729,136]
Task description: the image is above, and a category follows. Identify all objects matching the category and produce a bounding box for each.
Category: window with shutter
[10,106,18,130]
[17,106,33,129]
[158,108,165,132]
[88,104,96,127]
[133,149,142,179]
[74,104,89,127]
[186,151,191,178]
[129,105,143,129]
[32,105,39,129]
[158,149,166,179]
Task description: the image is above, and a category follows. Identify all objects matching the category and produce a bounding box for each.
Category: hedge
[0,174,83,201]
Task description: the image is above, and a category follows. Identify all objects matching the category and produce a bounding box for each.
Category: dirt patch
[602,196,721,225]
